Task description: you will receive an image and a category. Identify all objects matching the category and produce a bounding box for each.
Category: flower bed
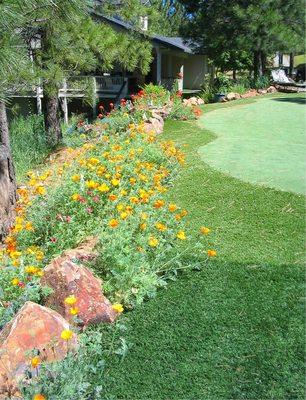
[0,86,212,398]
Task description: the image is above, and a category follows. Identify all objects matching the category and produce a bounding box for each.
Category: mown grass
[102,98,305,399]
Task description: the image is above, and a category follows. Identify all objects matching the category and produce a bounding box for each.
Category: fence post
[62,79,69,124]
[92,76,97,118]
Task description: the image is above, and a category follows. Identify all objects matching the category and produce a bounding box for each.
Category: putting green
[198,95,306,194]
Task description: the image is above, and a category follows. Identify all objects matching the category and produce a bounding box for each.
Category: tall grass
[10,115,51,181]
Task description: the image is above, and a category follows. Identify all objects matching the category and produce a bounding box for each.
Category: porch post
[179,64,184,91]
[156,48,162,85]
[92,76,97,118]
[62,79,69,124]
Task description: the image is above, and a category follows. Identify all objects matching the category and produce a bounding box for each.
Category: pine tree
[24,0,153,146]
[179,0,305,77]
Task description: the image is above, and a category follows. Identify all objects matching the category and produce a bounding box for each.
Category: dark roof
[95,14,196,54]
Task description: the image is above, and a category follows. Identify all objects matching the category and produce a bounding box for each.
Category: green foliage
[10,115,50,180]
[20,322,127,399]
[134,83,170,109]
[251,75,271,89]
[168,95,197,120]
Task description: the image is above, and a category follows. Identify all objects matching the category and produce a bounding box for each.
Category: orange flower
[200,226,210,235]
[33,394,46,400]
[168,203,178,212]
[109,194,117,201]
[207,250,217,257]
[153,199,165,209]
[109,219,119,228]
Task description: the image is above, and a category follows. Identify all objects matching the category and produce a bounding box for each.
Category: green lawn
[103,97,305,399]
[199,94,306,194]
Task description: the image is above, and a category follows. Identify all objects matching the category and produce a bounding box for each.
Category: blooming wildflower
[64,295,77,305]
[111,178,120,187]
[72,175,80,182]
[112,303,124,313]
[129,177,136,185]
[86,180,99,189]
[120,212,128,220]
[35,186,46,195]
[70,307,79,316]
[153,199,165,209]
[71,193,80,201]
[148,236,159,247]
[155,222,167,232]
[109,194,117,201]
[97,183,110,193]
[168,203,178,212]
[140,223,147,231]
[177,230,187,240]
[31,356,41,368]
[207,250,217,257]
[25,222,34,231]
[11,278,19,286]
[60,329,73,340]
[109,219,119,228]
[33,394,46,400]
[200,226,210,235]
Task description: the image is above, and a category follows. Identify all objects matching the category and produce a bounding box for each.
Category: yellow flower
[12,259,20,267]
[112,303,124,313]
[176,230,187,240]
[86,180,99,189]
[140,212,148,220]
[60,329,73,340]
[13,223,23,232]
[11,278,19,286]
[72,175,80,182]
[35,186,46,196]
[33,394,46,400]
[155,222,167,232]
[64,295,77,305]
[31,356,41,368]
[97,183,110,193]
[200,226,211,235]
[109,219,119,228]
[71,193,80,201]
[111,178,120,187]
[207,250,217,257]
[129,177,137,185]
[70,307,79,316]
[120,189,127,196]
[120,212,128,220]
[130,196,139,204]
[148,236,159,247]
[25,265,39,274]
[168,203,178,212]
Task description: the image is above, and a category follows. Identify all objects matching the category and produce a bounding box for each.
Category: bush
[251,75,270,89]
[132,83,170,109]
[168,95,198,120]
[10,115,50,180]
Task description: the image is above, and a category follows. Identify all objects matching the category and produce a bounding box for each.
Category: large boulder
[0,302,77,397]
[241,89,259,99]
[41,256,117,326]
[143,113,164,135]
[257,89,267,95]
[225,92,237,101]
[61,236,99,263]
[267,85,277,93]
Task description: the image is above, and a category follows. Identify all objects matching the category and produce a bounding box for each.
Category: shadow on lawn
[271,96,306,105]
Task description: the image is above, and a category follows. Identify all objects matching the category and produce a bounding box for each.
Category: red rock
[61,236,99,263]
[41,258,116,326]
[0,302,77,397]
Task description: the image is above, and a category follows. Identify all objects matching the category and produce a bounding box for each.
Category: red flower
[99,104,104,110]
[18,281,25,288]
[109,103,114,109]
[120,98,126,105]
[50,237,57,243]
[98,113,103,119]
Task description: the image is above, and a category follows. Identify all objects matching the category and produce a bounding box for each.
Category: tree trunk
[0,100,17,240]
[253,51,260,79]
[233,69,237,81]
[261,51,267,75]
[43,91,62,147]
[289,52,294,78]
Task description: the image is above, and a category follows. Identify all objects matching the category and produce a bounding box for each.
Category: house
[7,12,210,121]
